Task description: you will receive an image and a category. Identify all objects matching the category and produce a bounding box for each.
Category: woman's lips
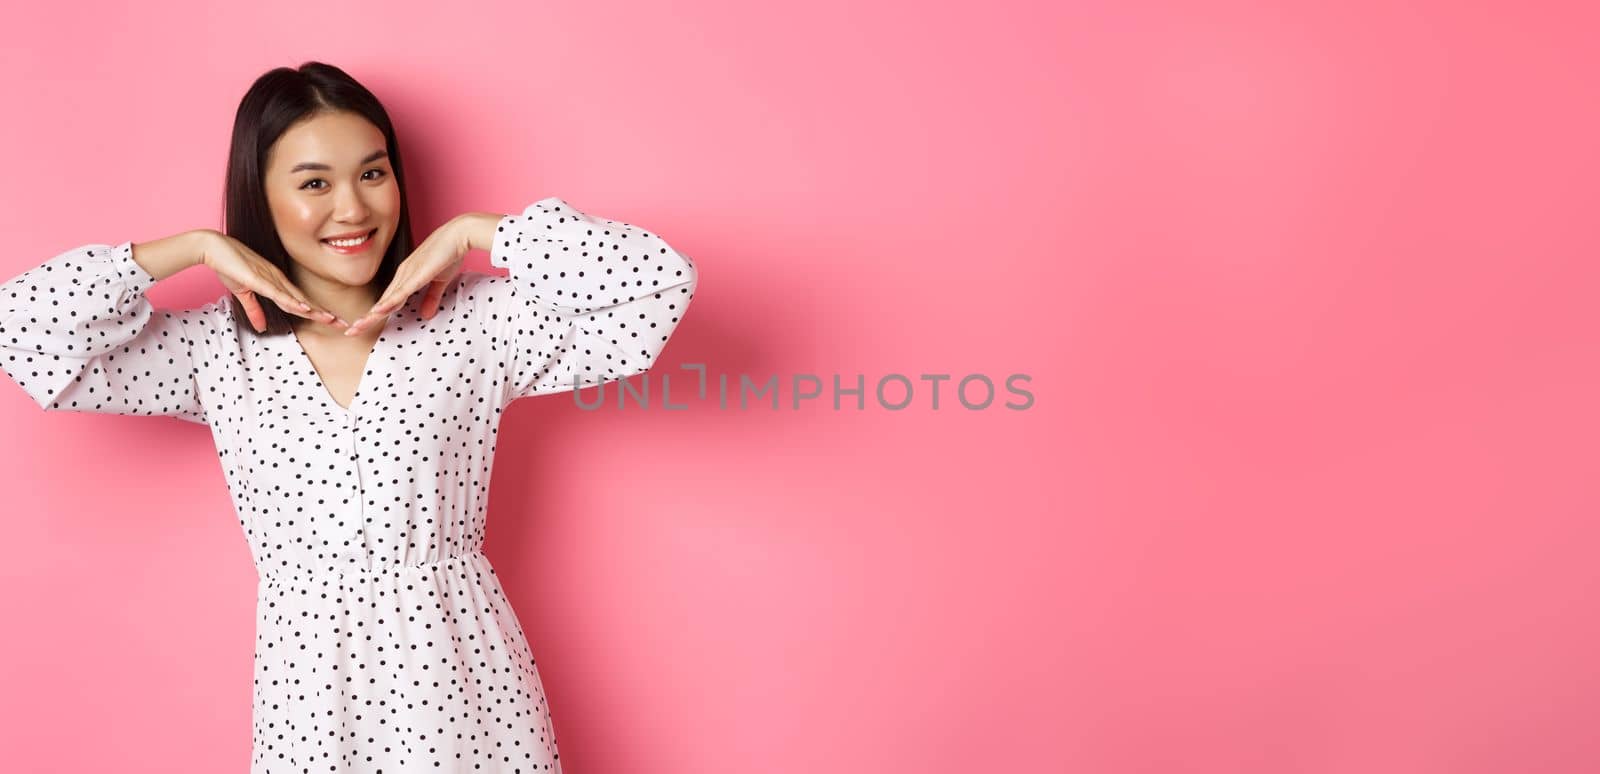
[321,228,377,254]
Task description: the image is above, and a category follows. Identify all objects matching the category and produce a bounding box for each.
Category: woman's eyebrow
[288,149,389,174]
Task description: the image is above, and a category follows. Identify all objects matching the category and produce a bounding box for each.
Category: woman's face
[263,110,400,291]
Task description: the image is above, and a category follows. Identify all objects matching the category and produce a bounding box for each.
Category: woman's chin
[287,240,393,291]
[293,257,380,287]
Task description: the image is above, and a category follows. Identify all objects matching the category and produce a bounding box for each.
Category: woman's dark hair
[222,61,415,335]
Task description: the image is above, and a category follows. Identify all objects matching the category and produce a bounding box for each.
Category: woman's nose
[333,188,371,222]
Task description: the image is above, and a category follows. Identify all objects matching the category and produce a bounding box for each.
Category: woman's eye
[300,169,386,191]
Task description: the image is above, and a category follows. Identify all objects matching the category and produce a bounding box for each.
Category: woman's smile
[321,227,378,253]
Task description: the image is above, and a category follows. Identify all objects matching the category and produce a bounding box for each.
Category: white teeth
[324,231,372,247]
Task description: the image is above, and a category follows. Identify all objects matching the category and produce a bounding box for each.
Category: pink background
[1,1,1595,772]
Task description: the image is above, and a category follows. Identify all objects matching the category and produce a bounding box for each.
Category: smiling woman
[265,116,401,318]
[0,61,700,772]
[220,65,420,339]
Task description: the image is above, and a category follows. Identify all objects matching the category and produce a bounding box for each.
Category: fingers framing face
[419,279,449,320]
[233,287,340,333]
[237,290,267,333]
[339,222,468,336]
[344,268,456,336]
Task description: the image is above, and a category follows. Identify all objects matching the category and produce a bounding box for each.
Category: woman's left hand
[344,213,500,336]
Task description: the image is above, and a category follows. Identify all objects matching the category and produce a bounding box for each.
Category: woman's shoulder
[190,292,248,347]
[443,270,522,336]
[451,268,508,294]
[143,292,239,336]
[447,269,515,309]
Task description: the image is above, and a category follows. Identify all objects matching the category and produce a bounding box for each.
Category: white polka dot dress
[0,196,699,772]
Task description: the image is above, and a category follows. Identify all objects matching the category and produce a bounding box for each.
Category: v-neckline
[287,315,393,414]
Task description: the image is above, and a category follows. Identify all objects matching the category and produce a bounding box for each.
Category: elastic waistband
[258,550,486,586]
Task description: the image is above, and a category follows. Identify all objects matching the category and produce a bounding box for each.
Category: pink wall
[2,1,1596,772]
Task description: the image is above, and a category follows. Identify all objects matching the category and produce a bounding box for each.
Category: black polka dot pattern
[0,241,215,422]
[0,196,699,772]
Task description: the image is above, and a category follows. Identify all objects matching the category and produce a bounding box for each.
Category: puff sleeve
[482,196,699,403]
[0,241,214,424]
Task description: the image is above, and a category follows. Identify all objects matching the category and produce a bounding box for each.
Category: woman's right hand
[194,230,340,332]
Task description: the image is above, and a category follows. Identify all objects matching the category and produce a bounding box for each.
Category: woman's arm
[0,233,224,424]
[459,196,700,404]
[131,230,207,281]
